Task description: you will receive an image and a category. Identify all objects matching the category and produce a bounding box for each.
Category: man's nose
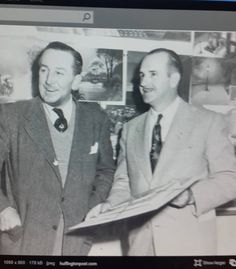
[45,72,55,85]
[140,76,149,88]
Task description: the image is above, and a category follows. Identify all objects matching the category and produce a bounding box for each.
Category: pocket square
[89,142,98,154]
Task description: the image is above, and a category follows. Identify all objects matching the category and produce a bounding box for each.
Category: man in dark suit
[87,48,236,255]
[0,41,115,255]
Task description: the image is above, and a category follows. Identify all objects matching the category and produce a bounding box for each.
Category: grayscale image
[0,23,235,257]
[79,49,123,103]
[105,105,139,159]
[191,57,236,106]
[193,31,236,59]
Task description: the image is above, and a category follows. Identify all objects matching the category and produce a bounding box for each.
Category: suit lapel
[65,102,86,185]
[22,97,62,183]
[151,101,195,187]
[134,113,153,185]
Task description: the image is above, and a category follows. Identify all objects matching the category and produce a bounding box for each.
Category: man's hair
[145,48,183,80]
[31,41,83,97]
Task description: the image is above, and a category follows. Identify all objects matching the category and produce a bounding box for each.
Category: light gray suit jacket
[108,100,236,255]
[0,97,115,255]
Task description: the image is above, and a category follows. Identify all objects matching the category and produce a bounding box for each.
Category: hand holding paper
[86,202,111,220]
[69,177,199,232]
[170,189,195,208]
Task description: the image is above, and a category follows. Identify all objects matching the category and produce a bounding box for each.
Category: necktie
[150,114,163,173]
[53,108,68,132]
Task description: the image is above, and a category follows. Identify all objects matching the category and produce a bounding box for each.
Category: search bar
[0,7,94,24]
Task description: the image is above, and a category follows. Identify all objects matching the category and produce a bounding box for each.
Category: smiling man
[87,48,236,255]
[39,49,76,106]
[0,41,115,255]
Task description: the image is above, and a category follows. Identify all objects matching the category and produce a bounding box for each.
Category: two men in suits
[0,41,115,255]
[88,48,236,255]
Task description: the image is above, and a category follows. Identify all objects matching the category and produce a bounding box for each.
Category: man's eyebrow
[55,67,67,71]
[39,64,67,71]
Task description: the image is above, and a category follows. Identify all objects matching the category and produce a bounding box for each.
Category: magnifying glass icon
[83,12,92,22]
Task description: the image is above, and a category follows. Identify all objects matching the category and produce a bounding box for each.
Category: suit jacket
[108,100,236,255]
[0,97,115,255]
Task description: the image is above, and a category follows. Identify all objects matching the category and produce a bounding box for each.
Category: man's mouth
[44,85,58,92]
[142,88,153,93]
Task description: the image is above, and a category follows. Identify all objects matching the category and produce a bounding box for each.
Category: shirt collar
[149,96,181,121]
[43,95,73,123]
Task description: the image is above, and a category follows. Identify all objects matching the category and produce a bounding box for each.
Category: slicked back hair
[144,48,183,81]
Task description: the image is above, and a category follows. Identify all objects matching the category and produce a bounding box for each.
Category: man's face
[139,52,179,110]
[38,48,76,107]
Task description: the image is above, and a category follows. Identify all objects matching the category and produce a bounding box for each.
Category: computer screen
[0,1,235,268]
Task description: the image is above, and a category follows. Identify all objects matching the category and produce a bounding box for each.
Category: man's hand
[0,207,22,231]
[85,202,111,221]
[170,189,195,208]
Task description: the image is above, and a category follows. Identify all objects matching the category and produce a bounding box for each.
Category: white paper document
[68,177,199,231]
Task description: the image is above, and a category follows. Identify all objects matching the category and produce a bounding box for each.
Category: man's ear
[170,72,181,88]
[71,74,82,90]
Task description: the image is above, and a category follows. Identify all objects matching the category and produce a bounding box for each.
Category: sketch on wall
[191,57,232,106]
[79,48,123,104]
[194,31,236,58]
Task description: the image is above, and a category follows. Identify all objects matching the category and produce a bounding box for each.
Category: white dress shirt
[147,96,181,151]
[43,96,73,125]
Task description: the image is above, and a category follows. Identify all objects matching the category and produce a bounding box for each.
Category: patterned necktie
[53,108,68,132]
[150,114,163,173]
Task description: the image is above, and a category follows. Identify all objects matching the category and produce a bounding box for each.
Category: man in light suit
[87,48,236,255]
[0,41,115,255]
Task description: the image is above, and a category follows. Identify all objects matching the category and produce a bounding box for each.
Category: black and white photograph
[79,48,124,104]
[105,105,140,160]
[194,31,229,58]
[191,57,231,105]
[0,19,235,262]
